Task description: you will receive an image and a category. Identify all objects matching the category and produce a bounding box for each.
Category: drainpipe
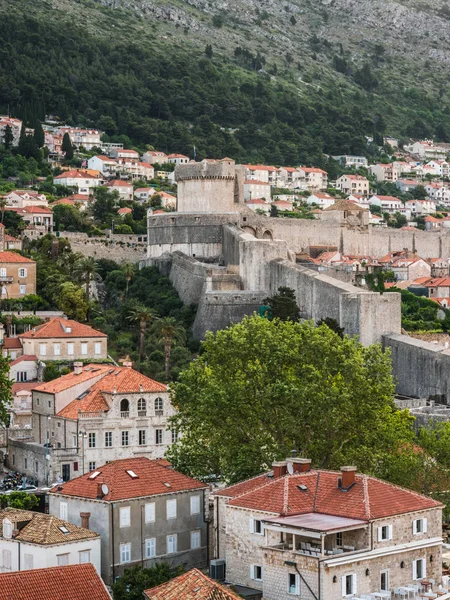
[202,489,210,566]
[215,495,219,559]
[140,503,144,567]
[111,503,115,583]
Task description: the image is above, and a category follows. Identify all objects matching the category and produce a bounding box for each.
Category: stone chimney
[291,458,312,473]
[80,512,91,529]
[340,466,357,489]
[122,355,132,368]
[73,362,83,375]
[97,483,104,499]
[272,461,287,478]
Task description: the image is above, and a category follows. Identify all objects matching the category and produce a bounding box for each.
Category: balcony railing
[155,410,164,416]
[138,410,147,417]
[121,411,130,418]
[0,276,13,283]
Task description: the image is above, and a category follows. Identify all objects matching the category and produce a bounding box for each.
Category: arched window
[155,397,164,415]
[120,399,130,417]
[137,398,147,416]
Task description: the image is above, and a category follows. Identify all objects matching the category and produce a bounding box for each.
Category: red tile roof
[144,569,242,600]
[0,251,35,263]
[168,153,189,159]
[50,457,207,501]
[0,564,110,600]
[118,207,132,215]
[19,317,106,340]
[216,468,441,519]
[244,179,270,186]
[9,354,37,366]
[11,381,38,395]
[106,180,133,187]
[21,205,52,214]
[33,364,112,395]
[2,337,23,349]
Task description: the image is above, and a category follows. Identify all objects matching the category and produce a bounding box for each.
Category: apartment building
[0,252,36,299]
[49,457,208,584]
[215,458,443,600]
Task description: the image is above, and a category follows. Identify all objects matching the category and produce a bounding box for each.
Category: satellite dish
[101,484,109,496]
[287,462,294,475]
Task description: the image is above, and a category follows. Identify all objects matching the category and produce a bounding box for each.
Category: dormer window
[65,327,72,333]
[2,518,12,539]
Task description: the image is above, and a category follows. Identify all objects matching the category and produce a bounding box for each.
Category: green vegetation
[263,286,300,321]
[397,289,450,332]
[167,315,413,483]
[0,492,39,510]
[111,563,184,600]
[0,352,11,425]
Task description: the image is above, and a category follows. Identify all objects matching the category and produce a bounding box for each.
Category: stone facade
[0,254,36,299]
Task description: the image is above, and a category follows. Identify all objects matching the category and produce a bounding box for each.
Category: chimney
[97,482,104,499]
[291,458,312,473]
[272,461,288,478]
[80,512,91,529]
[123,361,132,369]
[73,362,83,375]
[340,466,357,489]
[12,528,19,538]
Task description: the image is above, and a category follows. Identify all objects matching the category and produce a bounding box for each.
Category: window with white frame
[67,343,74,356]
[413,558,426,580]
[20,285,26,295]
[2,519,12,539]
[2,549,11,570]
[89,461,96,471]
[0,268,6,277]
[24,554,33,569]
[122,431,129,446]
[139,430,146,446]
[378,524,392,541]
[171,429,178,444]
[155,429,163,445]
[380,570,389,592]
[120,543,131,564]
[88,432,96,448]
[105,431,112,447]
[39,344,46,356]
[155,397,163,413]
[57,554,69,566]
[145,502,155,523]
[190,495,201,515]
[94,342,101,355]
[166,498,177,519]
[288,573,300,595]
[60,502,68,521]
[145,538,156,559]
[53,343,61,356]
[120,506,131,528]
[342,574,356,597]
[191,530,201,549]
[250,518,264,535]
[81,342,88,355]
[413,518,427,534]
[250,565,263,581]
[18,268,27,278]
[166,534,177,554]
[79,550,90,564]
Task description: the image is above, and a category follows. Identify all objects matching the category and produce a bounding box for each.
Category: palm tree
[122,262,135,299]
[154,317,186,380]
[75,256,98,301]
[127,304,159,361]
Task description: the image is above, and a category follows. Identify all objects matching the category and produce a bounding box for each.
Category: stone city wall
[59,232,147,263]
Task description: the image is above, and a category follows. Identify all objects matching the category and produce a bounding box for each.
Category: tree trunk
[85,274,90,301]
[139,320,146,361]
[164,338,171,380]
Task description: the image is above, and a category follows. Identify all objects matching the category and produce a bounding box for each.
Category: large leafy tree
[56,281,89,321]
[0,492,39,510]
[264,286,300,321]
[167,315,414,483]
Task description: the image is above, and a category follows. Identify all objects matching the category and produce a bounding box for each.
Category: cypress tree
[62,132,74,159]
[34,120,45,148]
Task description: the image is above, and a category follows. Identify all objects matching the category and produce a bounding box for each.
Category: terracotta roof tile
[0,508,99,544]
[50,457,207,501]
[0,564,110,600]
[0,252,35,263]
[2,337,23,349]
[217,469,441,519]
[144,569,242,600]
[33,364,112,394]
[19,317,106,340]
[9,354,37,366]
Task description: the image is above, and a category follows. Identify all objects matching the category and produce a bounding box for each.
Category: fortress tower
[175,158,245,213]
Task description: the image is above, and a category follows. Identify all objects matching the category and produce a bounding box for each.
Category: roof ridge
[362,474,371,519]
[313,471,320,512]
[282,476,289,515]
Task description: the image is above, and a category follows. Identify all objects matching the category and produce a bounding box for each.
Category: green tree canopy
[62,133,74,160]
[56,281,89,320]
[264,286,300,321]
[0,492,39,510]
[167,316,413,483]
[0,353,12,425]
[111,564,184,600]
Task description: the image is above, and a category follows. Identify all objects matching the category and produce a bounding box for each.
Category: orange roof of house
[168,153,188,159]
[118,207,132,215]
[301,167,327,174]
[0,251,35,263]
[4,234,20,241]
[144,569,242,600]
[55,366,167,419]
[245,164,279,172]
[0,564,110,600]
[106,180,133,187]
[21,205,52,214]
[54,170,99,180]
[19,317,106,340]
[371,195,401,202]
[32,365,112,395]
[51,198,77,206]
[310,193,334,199]
[11,381,38,395]
[158,192,176,199]
[50,457,206,501]
[2,337,23,349]
[341,174,368,181]
[217,468,441,519]
[9,354,37,366]
[425,216,442,223]
[138,162,153,168]
[245,180,270,186]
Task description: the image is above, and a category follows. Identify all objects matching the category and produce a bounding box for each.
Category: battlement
[175,159,237,182]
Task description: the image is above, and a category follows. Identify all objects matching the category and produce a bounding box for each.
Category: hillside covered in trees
[2,0,450,164]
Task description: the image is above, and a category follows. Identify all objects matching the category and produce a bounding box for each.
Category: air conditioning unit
[210,559,226,581]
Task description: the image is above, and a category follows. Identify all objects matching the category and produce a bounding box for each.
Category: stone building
[7,362,175,484]
[144,568,242,599]
[322,199,370,228]
[49,457,209,585]
[0,507,101,573]
[214,458,443,600]
[18,317,108,362]
[0,251,36,299]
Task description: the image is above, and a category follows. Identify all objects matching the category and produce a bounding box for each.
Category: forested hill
[2,0,450,164]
